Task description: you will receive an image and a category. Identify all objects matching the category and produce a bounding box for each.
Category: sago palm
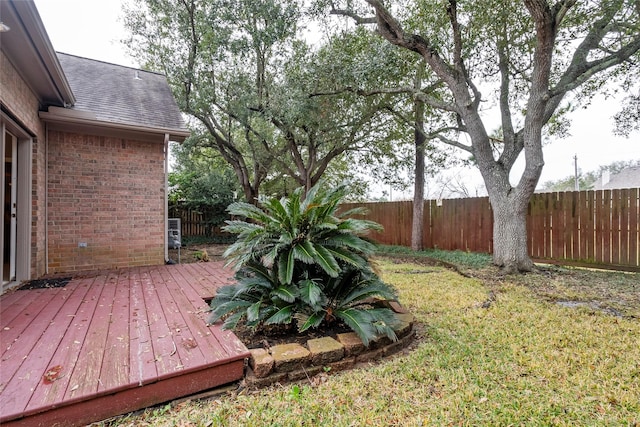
[209,181,400,346]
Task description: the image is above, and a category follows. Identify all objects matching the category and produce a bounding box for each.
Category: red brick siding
[0,51,44,135]
[32,139,47,277]
[0,50,47,278]
[47,130,165,273]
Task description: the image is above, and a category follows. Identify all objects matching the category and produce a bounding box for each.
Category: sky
[34,0,640,195]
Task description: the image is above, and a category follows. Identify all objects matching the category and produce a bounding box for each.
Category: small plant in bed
[208,181,400,346]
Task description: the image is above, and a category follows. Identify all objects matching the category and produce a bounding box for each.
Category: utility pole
[574,154,579,191]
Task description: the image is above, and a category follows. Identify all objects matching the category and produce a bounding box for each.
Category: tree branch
[435,134,473,153]
[329,5,377,24]
[546,1,640,121]
[309,83,458,113]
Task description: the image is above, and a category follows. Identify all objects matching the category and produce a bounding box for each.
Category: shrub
[208,182,399,346]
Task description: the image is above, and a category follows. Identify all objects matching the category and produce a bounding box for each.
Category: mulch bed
[232,321,353,350]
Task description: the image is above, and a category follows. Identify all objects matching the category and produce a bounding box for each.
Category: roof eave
[39,110,190,142]
[2,0,75,106]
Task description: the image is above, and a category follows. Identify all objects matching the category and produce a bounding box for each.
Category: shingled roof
[594,166,640,190]
[55,53,187,135]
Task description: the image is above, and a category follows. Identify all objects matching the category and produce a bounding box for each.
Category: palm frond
[221,311,245,330]
[325,247,368,269]
[368,308,400,342]
[299,278,323,309]
[292,241,317,263]
[335,307,377,347]
[226,201,273,224]
[246,300,263,322]
[265,305,294,325]
[296,311,325,332]
[271,284,298,303]
[208,299,253,324]
[338,278,397,308]
[312,243,340,277]
[277,248,295,284]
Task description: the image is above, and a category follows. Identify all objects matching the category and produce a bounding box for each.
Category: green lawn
[102,258,640,426]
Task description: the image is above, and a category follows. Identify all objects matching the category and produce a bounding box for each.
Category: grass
[98,253,640,427]
[377,244,493,269]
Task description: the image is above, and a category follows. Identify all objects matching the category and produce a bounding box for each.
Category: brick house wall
[32,138,47,277]
[0,51,45,135]
[47,130,165,274]
[0,50,47,279]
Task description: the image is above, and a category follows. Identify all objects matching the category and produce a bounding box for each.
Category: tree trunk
[411,96,426,251]
[490,193,535,273]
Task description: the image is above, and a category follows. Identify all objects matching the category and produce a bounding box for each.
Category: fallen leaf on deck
[182,338,198,349]
[43,365,63,384]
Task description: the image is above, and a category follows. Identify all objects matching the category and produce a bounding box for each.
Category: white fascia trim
[38,111,190,142]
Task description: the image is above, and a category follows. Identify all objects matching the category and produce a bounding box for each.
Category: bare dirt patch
[460,263,639,319]
[167,244,228,264]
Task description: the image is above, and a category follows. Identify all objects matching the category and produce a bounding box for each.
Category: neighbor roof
[594,166,640,190]
[55,53,187,132]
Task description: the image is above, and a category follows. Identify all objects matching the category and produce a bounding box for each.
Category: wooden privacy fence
[340,188,640,269]
[168,204,227,238]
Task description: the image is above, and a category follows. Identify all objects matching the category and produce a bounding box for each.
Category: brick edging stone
[244,312,416,388]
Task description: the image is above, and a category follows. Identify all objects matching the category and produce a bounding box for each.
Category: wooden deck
[0,262,249,427]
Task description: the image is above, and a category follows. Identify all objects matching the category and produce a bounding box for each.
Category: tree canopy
[123,0,443,203]
[322,0,640,271]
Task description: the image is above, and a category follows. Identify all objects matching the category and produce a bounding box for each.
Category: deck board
[62,273,116,401]
[128,268,158,386]
[145,267,190,377]
[1,287,67,392]
[24,276,104,412]
[0,289,34,326]
[0,263,249,427]
[2,278,96,419]
[169,262,250,358]
[0,288,63,364]
[162,267,226,360]
[97,272,132,393]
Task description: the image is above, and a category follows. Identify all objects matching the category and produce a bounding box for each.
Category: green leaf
[297,311,325,332]
[208,300,252,324]
[325,247,367,269]
[312,243,340,277]
[271,285,298,303]
[278,248,295,285]
[222,220,264,236]
[338,218,383,234]
[265,305,294,325]
[226,202,273,224]
[335,307,376,347]
[368,308,399,342]
[246,301,262,322]
[336,206,369,219]
[325,234,376,254]
[221,311,245,330]
[299,279,323,308]
[240,261,275,284]
[293,240,316,264]
[340,279,397,307]
[265,197,289,226]
[300,182,322,213]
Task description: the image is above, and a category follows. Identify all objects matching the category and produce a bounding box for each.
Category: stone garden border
[244,312,416,388]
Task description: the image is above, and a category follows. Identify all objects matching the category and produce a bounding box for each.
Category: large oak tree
[124,0,408,201]
[328,0,640,271]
